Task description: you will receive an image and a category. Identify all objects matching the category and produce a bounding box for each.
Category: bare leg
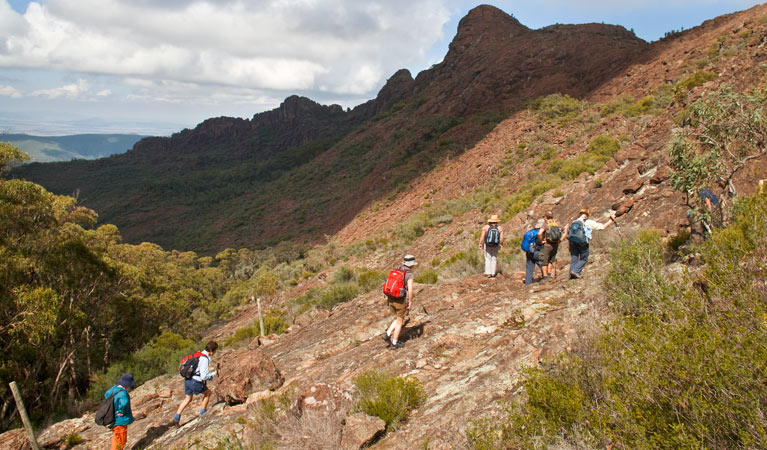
[391,317,404,342]
[176,395,193,416]
[200,389,212,411]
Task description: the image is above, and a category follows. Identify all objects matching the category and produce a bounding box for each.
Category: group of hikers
[380,208,616,350]
[477,208,616,284]
[102,342,220,450]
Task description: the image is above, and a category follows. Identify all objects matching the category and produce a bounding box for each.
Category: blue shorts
[184,379,208,396]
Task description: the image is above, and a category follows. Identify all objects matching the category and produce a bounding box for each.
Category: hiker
[523,219,545,285]
[383,254,416,349]
[567,208,615,279]
[478,215,504,277]
[539,211,563,281]
[105,374,136,450]
[173,341,219,426]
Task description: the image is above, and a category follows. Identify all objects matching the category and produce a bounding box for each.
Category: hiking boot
[382,333,391,344]
[389,341,404,350]
[569,272,580,279]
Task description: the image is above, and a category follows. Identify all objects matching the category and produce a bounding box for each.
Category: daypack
[178,352,208,380]
[485,225,501,246]
[95,392,117,428]
[382,269,408,299]
[546,222,562,243]
[567,220,588,244]
[521,228,539,252]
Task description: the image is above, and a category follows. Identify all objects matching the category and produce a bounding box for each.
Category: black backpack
[95,392,116,428]
[485,225,501,246]
[178,352,208,379]
[547,225,562,243]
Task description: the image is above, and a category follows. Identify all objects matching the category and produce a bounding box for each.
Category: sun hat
[403,254,418,267]
[535,218,545,228]
[118,373,137,388]
[488,215,500,223]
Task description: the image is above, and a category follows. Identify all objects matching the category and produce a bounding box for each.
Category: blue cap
[118,373,136,388]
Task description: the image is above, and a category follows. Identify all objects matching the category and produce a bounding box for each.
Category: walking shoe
[382,333,391,344]
[569,272,580,279]
[172,414,181,427]
[389,341,404,350]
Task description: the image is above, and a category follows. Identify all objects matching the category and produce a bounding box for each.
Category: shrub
[414,269,438,284]
[358,269,387,292]
[529,94,584,124]
[674,70,718,98]
[331,266,356,283]
[63,433,84,445]
[548,135,619,181]
[354,370,426,430]
[292,282,360,313]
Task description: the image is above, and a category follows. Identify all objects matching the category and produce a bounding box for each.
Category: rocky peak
[371,69,415,115]
[447,5,530,59]
[251,95,345,127]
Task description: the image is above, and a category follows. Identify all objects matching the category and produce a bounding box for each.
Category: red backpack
[382,268,408,298]
[178,351,208,379]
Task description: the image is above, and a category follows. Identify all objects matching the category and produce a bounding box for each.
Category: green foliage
[63,432,84,446]
[601,95,658,117]
[88,332,196,400]
[332,266,356,283]
[414,269,438,284]
[529,94,585,124]
[358,269,387,292]
[0,142,30,173]
[496,174,562,221]
[291,281,360,314]
[674,70,718,98]
[478,194,767,449]
[547,135,619,181]
[354,369,427,430]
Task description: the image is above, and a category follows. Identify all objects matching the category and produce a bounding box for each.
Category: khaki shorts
[388,297,408,319]
[539,242,559,265]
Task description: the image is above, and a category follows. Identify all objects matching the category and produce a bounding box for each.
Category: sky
[0,0,761,136]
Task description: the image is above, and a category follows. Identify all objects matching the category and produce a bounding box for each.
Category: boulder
[622,179,644,194]
[214,348,283,405]
[340,413,386,450]
[296,383,354,416]
[651,166,671,184]
[0,429,30,450]
[614,199,635,217]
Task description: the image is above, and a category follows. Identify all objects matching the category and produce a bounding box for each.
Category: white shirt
[192,350,216,382]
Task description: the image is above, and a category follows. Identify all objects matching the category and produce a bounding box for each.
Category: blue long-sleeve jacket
[105,385,134,426]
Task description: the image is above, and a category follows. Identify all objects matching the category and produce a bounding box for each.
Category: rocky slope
[4,3,767,450]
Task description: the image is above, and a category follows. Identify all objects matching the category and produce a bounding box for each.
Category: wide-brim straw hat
[403,254,418,267]
[488,215,500,223]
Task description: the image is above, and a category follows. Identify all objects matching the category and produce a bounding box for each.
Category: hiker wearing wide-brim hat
[479,215,504,277]
[383,255,417,349]
[105,373,136,450]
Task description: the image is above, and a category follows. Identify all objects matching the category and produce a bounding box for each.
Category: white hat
[403,254,418,267]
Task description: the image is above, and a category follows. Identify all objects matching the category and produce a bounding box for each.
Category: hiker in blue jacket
[567,208,615,279]
[105,373,136,450]
[173,341,219,426]
[524,219,545,285]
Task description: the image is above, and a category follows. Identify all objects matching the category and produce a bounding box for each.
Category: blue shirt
[105,385,134,426]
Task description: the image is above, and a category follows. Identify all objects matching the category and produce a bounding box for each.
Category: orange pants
[110,425,127,450]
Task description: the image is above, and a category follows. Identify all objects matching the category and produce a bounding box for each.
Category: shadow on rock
[132,422,175,449]
[403,320,430,342]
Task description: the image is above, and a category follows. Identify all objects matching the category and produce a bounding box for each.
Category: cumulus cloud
[0,0,452,98]
[30,78,90,99]
[0,84,22,98]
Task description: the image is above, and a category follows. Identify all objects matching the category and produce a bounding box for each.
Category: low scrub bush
[548,135,619,181]
[674,70,718,98]
[354,369,426,430]
[415,269,438,284]
[358,269,387,292]
[291,282,360,313]
[529,93,585,125]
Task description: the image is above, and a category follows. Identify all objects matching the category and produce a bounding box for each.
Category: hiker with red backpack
[173,341,219,426]
[382,255,417,349]
[567,208,615,279]
[103,374,136,450]
[478,215,504,277]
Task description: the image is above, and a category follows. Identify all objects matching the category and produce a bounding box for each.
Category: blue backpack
[521,228,539,252]
[567,220,588,244]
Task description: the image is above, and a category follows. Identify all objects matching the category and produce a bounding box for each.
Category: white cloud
[30,78,89,99]
[0,0,452,98]
[0,84,22,98]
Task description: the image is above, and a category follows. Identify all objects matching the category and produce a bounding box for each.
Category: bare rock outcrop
[214,347,283,405]
[340,413,386,450]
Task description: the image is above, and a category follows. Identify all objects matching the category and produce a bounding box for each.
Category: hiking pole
[610,215,623,238]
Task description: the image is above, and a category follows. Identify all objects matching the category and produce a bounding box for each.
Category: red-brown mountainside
[13,5,649,253]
